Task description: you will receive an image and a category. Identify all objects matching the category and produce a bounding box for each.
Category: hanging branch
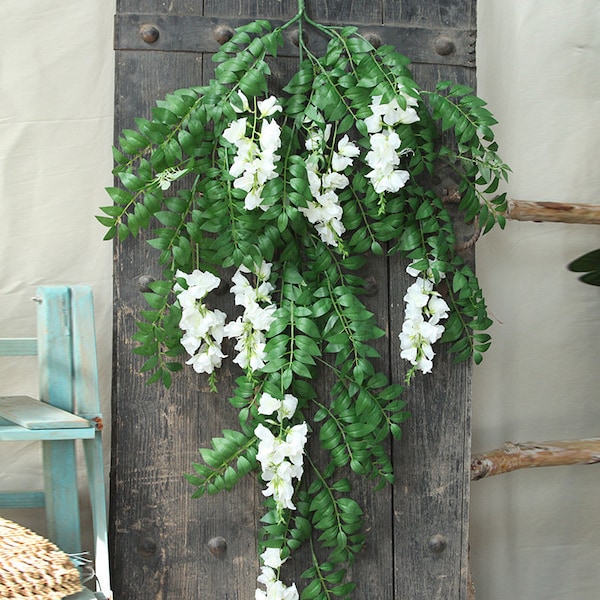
[471,438,600,480]
[505,199,600,225]
[101,5,511,597]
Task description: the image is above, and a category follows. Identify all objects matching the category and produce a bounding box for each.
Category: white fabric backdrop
[0,1,598,598]
[472,2,600,598]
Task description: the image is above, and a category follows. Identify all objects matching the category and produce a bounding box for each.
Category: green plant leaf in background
[568,248,600,286]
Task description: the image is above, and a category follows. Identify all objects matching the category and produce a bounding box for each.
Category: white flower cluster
[223,262,277,372]
[364,87,420,194]
[299,118,360,247]
[256,547,298,600]
[174,261,276,375]
[399,263,449,375]
[174,270,227,374]
[254,391,307,600]
[223,91,282,211]
[255,392,307,512]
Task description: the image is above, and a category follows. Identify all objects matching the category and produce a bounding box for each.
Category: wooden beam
[471,438,600,480]
[505,199,600,225]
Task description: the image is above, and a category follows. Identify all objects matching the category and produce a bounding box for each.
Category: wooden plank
[0,425,95,441]
[0,491,45,508]
[0,396,91,429]
[384,2,476,599]
[36,287,82,554]
[70,286,102,416]
[384,0,475,28]
[115,14,475,67]
[111,47,263,600]
[0,338,37,356]
[37,287,74,413]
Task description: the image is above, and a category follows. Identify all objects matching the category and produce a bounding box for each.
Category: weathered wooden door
[111,1,476,598]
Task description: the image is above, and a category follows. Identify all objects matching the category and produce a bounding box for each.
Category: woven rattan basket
[0,517,83,599]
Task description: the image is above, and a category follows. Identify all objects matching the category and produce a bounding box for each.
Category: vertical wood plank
[383,3,476,598]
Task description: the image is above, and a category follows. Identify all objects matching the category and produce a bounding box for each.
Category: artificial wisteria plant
[99,4,509,598]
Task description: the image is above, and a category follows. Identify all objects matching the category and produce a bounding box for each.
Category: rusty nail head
[290,28,308,47]
[434,36,455,56]
[140,24,160,44]
[138,274,155,292]
[214,25,234,45]
[363,276,378,297]
[364,32,382,49]
[207,536,227,556]
[138,537,157,556]
[428,534,448,553]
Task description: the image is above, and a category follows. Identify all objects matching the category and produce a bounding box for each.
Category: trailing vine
[100,4,509,598]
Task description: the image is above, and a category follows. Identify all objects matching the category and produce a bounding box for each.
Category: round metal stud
[138,537,157,556]
[140,24,160,44]
[428,534,448,554]
[434,37,455,56]
[290,29,308,48]
[138,275,155,293]
[214,26,234,45]
[363,276,379,297]
[207,536,227,556]
[364,32,382,49]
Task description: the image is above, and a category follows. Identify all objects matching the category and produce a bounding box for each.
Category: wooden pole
[471,438,600,480]
[505,200,600,225]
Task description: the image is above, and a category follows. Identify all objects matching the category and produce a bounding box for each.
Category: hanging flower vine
[99,3,510,598]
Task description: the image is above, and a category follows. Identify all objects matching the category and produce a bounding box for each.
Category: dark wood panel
[117,0,203,14]
[111,49,260,599]
[307,0,382,23]
[384,0,476,28]
[204,0,296,19]
[112,1,477,598]
[116,14,475,67]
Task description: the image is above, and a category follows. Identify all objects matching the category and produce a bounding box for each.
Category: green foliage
[100,8,508,598]
[568,248,600,286]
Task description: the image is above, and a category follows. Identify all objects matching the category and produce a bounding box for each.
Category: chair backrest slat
[37,287,75,413]
[70,286,101,416]
[0,338,37,356]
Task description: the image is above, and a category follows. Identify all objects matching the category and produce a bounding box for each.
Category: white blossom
[222,99,282,211]
[223,117,248,145]
[174,270,227,375]
[261,548,286,570]
[257,392,281,417]
[258,96,283,118]
[399,266,449,375]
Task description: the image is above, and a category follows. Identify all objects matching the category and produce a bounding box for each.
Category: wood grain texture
[471,438,600,480]
[111,1,476,598]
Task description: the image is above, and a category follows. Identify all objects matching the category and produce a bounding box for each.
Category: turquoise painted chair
[0,286,111,599]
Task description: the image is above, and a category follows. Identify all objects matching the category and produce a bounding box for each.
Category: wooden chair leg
[42,439,81,554]
[83,432,111,596]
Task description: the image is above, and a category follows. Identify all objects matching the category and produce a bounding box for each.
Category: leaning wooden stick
[471,438,600,480]
[505,200,600,225]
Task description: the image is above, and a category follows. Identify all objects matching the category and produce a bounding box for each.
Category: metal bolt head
[363,276,379,297]
[428,534,448,554]
[289,29,308,48]
[138,274,155,293]
[207,536,227,556]
[434,37,455,56]
[214,26,234,45]
[138,537,157,556]
[140,24,160,44]
[364,32,382,49]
